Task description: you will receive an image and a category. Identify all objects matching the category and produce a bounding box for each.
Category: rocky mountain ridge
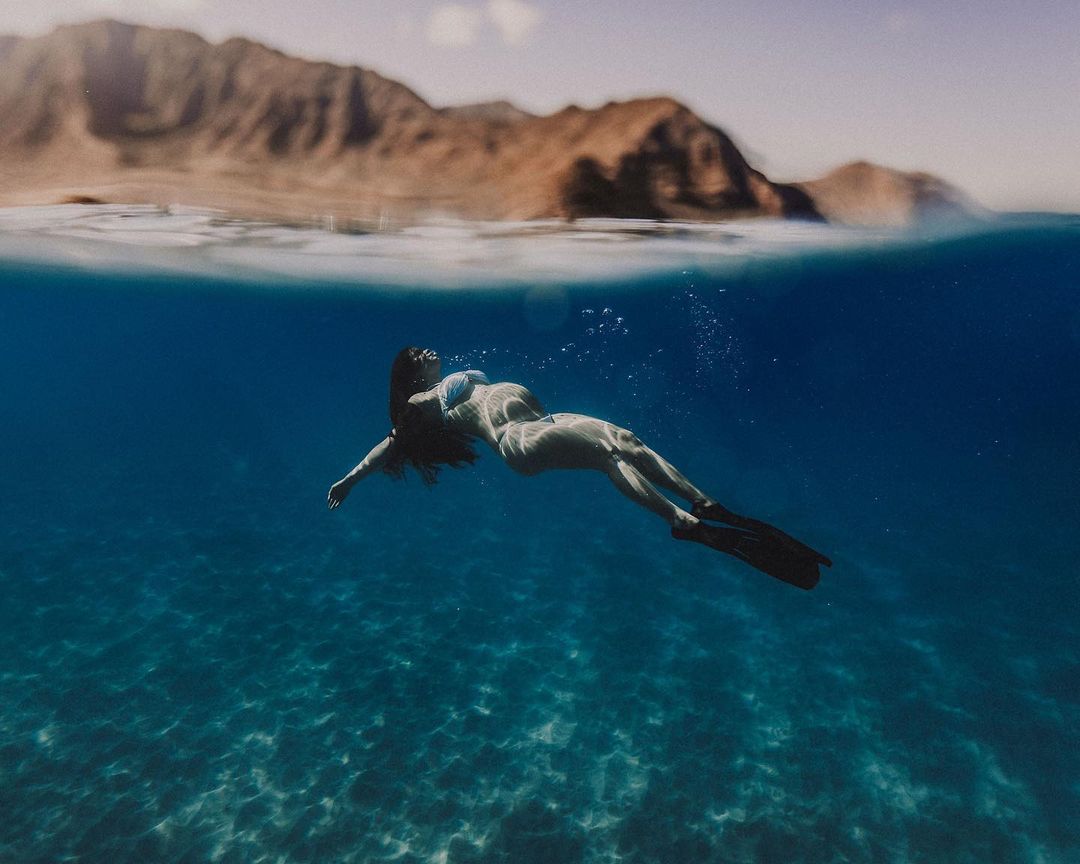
[0,20,974,225]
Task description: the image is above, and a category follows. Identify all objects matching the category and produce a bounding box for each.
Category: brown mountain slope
[0,20,821,220]
[0,20,967,224]
[0,21,433,160]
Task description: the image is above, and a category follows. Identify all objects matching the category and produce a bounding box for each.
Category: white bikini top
[433,370,489,418]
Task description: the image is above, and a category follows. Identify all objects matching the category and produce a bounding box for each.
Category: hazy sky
[3,0,1078,211]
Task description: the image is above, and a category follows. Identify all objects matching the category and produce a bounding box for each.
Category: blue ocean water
[1,212,1078,862]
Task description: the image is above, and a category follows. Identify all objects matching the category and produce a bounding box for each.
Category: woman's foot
[691,500,735,522]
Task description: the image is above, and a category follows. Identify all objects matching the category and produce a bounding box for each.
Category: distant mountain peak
[798,160,978,226]
[439,100,535,124]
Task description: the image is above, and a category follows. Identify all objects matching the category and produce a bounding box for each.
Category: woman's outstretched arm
[328,435,395,509]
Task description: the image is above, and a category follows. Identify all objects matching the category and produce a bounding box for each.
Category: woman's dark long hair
[382,347,479,485]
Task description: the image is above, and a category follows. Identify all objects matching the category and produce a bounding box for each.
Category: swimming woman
[328,347,831,590]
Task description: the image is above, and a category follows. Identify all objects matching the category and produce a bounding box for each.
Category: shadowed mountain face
[0,20,966,224]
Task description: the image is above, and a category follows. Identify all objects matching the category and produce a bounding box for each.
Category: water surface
[1,208,1078,863]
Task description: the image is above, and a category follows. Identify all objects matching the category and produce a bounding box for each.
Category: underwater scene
[1,209,1078,863]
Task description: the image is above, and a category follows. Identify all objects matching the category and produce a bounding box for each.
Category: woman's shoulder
[406,389,442,423]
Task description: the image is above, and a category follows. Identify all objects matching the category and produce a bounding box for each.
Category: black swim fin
[691,502,832,568]
[672,521,826,590]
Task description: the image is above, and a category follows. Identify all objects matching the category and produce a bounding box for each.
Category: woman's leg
[546,414,713,507]
[605,455,696,527]
[496,414,827,586]
[496,415,827,588]
[497,415,699,526]
[608,429,712,507]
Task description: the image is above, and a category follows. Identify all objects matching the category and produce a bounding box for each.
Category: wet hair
[382,347,478,485]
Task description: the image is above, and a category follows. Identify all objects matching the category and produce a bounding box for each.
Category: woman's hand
[328,437,393,510]
[327,478,353,510]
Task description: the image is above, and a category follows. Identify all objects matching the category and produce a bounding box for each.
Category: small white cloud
[426,3,484,47]
[487,0,542,45]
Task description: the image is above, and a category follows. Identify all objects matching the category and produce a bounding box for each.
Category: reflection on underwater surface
[0,211,1078,862]
[0,204,1013,286]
